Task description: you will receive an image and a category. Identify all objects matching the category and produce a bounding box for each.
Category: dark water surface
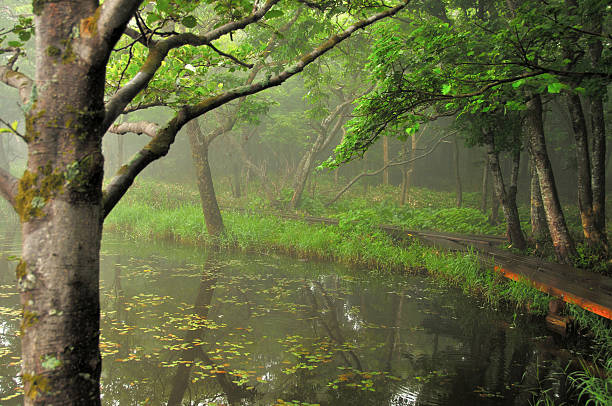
[0,222,573,405]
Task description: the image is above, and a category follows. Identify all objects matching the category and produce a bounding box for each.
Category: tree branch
[102,0,282,130]
[0,118,27,142]
[0,166,18,209]
[101,1,410,218]
[327,132,452,206]
[97,0,143,51]
[108,121,160,138]
[120,101,167,114]
[206,43,254,68]
[0,65,33,105]
[181,1,408,124]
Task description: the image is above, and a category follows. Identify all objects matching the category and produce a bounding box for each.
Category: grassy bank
[106,181,553,314]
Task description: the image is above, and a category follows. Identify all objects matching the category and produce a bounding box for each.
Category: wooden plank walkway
[274,212,612,320]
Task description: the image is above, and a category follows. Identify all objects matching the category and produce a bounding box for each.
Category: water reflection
[0,227,576,405]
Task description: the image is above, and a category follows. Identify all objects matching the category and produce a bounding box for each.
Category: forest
[0,0,610,405]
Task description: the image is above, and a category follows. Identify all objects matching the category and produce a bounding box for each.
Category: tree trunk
[481,153,489,213]
[187,120,225,237]
[525,94,576,262]
[116,133,124,173]
[290,106,346,210]
[400,144,408,205]
[529,156,549,250]
[484,129,526,250]
[231,160,241,199]
[587,11,607,247]
[454,135,463,208]
[382,136,390,185]
[18,4,106,403]
[489,192,500,225]
[566,94,604,248]
[401,135,417,205]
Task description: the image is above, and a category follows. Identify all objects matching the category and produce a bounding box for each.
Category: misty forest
[0,0,611,405]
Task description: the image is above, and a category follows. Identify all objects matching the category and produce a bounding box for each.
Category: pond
[0,221,574,405]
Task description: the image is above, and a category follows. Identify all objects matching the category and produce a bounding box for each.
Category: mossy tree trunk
[587,11,607,246]
[525,94,576,263]
[7,1,139,403]
[382,135,390,185]
[529,157,549,251]
[187,119,225,237]
[483,129,526,250]
[566,94,605,249]
[480,153,489,213]
[454,135,462,208]
[290,100,351,210]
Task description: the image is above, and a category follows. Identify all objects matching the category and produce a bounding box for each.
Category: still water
[0,221,572,405]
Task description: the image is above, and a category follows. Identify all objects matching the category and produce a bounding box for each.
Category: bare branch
[207,43,254,68]
[122,27,150,47]
[0,166,18,209]
[0,65,33,105]
[108,121,160,138]
[121,101,167,114]
[103,0,282,130]
[101,1,410,218]
[327,132,453,206]
[0,118,27,142]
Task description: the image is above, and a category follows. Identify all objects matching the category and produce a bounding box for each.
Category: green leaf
[18,31,31,42]
[181,16,197,28]
[146,13,162,25]
[547,82,563,94]
[512,79,524,89]
[42,355,61,370]
[265,10,284,19]
[441,84,451,95]
[157,0,171,13]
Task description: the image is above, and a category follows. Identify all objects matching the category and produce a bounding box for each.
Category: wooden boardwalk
[277,213,612,320]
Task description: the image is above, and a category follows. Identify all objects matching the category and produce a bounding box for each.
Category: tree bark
[187,120,225,237]
[16,1,121,402]
[289,102,349,209]
[566,94,604,248]
[525,94,576,263]
[231,160,241,199]
[483,129,526,250]
[116,133,124,173]
[454,135,463,208]
[586,10,607,247]
[481,153,489,213]
[529,156,549,251]
[382,136,390,185]
[401,134,417,205]
[489,192,500,225]
[400,143,408,205]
